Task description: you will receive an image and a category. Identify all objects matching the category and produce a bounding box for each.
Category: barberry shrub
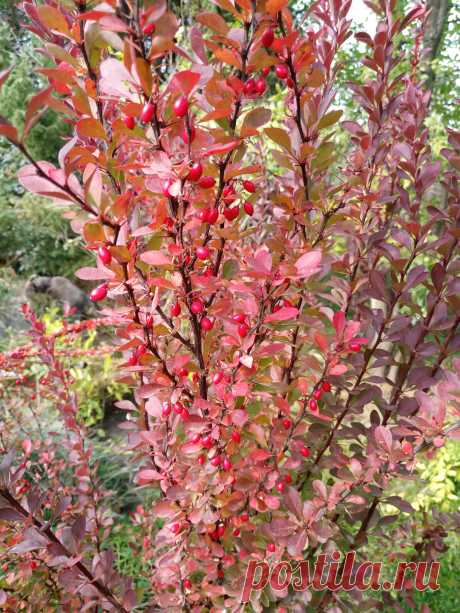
[0,0,459,610]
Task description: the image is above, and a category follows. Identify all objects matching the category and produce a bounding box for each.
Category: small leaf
[375,425,392,453]
[318,110,342,130]
[76,118,106,140]
[140,251,171,266]
[265,127,291,151]
[295,250,322,278]
[264,307,298,323]
[36,5,70,35]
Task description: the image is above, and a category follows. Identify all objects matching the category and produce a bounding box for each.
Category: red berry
[231,430,241,443]
[255,77,266,95]
[207,208,219,224]
[179,367,188,377]
[300,446,310,458]
[349,341,362,352]
[282,418,292,430]
[201,435,212,448]
[201,316,213,331]
[174,401,185,414]
[402,441,413,455]
[243,201,254,216]
[284,474,292,483]
[196,245,210,260]
[242,180,256,193]
[198,454,205,465]
[261,28,275,47]
[313,388,322,400]
[98,245,112,265]
[262,66,271,76]
[187,162,203,182]
[199,176,215,189]
[146,314,153,327]
[276,481,285,493]
[232,313,246,324]
[309,399,318,411]
[322,381,331,392]
[223,457,232,471]
[143,22,155,35]
[170,522,181,534]
[210,454,221,467]
[237,323,249,338]
[217,523,225,537]
[182,124,196,143]
[243,78,256,95]
[183,578,192,590]
[171,302,181,317]
[241,512,249,522]
[198,208,210,222]
[275,64,289,79]
[213,371,224,385]
[90,283,108,302]
[124,115,135,129]
[233,528,241,537]
[222,184,235,197]
[191,433,201,444]
[224,206,239,221]
[173,95,188,117]
[191,298,204,314]
[267,543,276,553]
[141,102,155,123]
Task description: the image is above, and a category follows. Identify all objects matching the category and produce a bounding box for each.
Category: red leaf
[140,251,171,266]
[202,140,241,157]
[170,70,201,95]
[375,426,392,453]
[264,307,299,323]
[295,250,322,278]
[75,267,113,281]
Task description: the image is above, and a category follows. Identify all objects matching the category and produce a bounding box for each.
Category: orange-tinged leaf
[265,127,292,151]
[266,0,288,15]
[134,58,153,96]
[210,0,241,19]
[83,222,105,243]
[0,117,18,143]
[76,118,106,140]
[213,47,242,70]
[200,108,233,122]
[241,107,271,131]
[318,110,343,130]
[36,5,70,36]
[195,12,229,35]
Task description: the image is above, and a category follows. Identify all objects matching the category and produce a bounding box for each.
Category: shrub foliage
[0,0,459,611]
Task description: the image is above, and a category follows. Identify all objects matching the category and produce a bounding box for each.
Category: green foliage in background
[43,311,129,426]
[401,441,460,513]
[0,192,91,277]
